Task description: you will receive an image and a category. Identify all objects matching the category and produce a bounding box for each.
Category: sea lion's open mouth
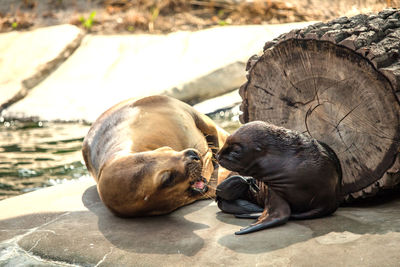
[189,176,208,194]
[186,153,206,194]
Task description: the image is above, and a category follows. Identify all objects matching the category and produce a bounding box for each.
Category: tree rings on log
[240,9,400,200]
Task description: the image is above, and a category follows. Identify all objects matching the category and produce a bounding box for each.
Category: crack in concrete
[0,211,83,266]
[27,237,41,252]
[94,247,114,267]
[0,229,31,232]
[36,229,57,235]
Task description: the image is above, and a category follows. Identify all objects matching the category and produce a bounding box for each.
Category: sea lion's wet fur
[82,95,231,217]
[217,121,342,234]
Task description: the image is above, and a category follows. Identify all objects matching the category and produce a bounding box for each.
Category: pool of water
[0,120,90,200]
[0,107,241,200]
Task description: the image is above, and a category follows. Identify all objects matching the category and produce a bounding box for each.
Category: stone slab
[165,61,245,104]
[1,178,400,266]
[0,24,83,111]
[193,89,241,115]
[3,22,313,122]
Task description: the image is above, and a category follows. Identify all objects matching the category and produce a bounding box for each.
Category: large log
[239,9,400,201]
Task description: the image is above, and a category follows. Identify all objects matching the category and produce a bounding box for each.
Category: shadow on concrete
[0,211,65,243]
[341,187,400,207]
[82,185,210,256]
[216,194,400,254]
[1,187,400,263]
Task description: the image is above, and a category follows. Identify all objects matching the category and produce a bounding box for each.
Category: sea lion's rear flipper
[218,199,263,214]
[235,188,290,235]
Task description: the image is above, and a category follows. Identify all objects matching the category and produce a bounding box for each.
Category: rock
[194,89,242,133]
[166,62,246,105]
[0,24,83,113]
[2,22,313,122]
[193,89,241,115]
[1,178,400,266]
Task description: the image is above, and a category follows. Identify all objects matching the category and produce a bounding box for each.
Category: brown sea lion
[82,95,231,217]
[216,121,342,234]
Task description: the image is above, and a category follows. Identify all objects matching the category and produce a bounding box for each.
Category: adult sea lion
[82,95,231,217]
[216,121,342,234]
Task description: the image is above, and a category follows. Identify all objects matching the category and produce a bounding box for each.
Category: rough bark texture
[240,9,400,201]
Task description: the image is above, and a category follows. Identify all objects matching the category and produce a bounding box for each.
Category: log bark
[240,9,400,201]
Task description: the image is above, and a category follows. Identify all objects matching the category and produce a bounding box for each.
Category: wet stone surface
[0,180,400,266]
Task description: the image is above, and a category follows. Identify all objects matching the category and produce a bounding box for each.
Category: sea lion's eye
[229,144,242,157]
[160,171,175,188]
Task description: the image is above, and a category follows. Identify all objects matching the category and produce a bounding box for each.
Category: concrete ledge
[0,24,83,113]
[1,179,400,266]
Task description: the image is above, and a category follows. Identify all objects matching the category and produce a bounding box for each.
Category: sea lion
[216,121,342,234]
[82,95,231,217]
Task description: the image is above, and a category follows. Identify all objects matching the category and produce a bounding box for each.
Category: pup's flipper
[216,175,258,201]
[235,212,262,219]
[235,188,290,235]
[235,219,286,235]
[235,212,288,235]
[218,199,263,215]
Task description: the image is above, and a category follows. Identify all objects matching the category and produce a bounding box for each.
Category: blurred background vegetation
[0,0,399,34]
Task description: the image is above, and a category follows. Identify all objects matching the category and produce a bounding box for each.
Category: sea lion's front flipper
[235,213,262,219]
[216,175,257,201]
[235,211,287,235]
[218,199,263,215]
[235,188,290,235]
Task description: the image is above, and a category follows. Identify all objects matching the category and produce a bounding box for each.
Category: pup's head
[98,147,212,217]
[217,120,315,176]
[217,122,266,173]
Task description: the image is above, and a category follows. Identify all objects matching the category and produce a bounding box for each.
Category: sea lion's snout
[216,142,228,162]
[183,149,203,170]
[216,150,222,162]
[215,145,226,163]
[184,149,201,161]
[178,149,209,195]
[216,142,246,173]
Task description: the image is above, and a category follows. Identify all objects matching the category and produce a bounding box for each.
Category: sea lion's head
[217,121,291,174]
[97,147,212,217]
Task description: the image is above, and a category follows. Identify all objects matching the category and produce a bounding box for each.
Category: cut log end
[240,10,400,200]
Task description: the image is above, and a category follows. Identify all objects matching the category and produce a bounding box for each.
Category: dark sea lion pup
[216,121,343,235]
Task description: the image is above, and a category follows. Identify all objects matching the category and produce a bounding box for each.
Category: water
[0,120,90,200]
[0,106,241,200]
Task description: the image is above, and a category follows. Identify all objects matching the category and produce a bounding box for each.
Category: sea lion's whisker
[201,190,216,201]
[201,149,211,158]
[206,184,218,190]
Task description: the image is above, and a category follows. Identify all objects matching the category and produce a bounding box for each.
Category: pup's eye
[229,144,242,157]
[160,171,176,188]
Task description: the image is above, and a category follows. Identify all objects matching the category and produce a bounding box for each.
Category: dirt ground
[0,0,399,34]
